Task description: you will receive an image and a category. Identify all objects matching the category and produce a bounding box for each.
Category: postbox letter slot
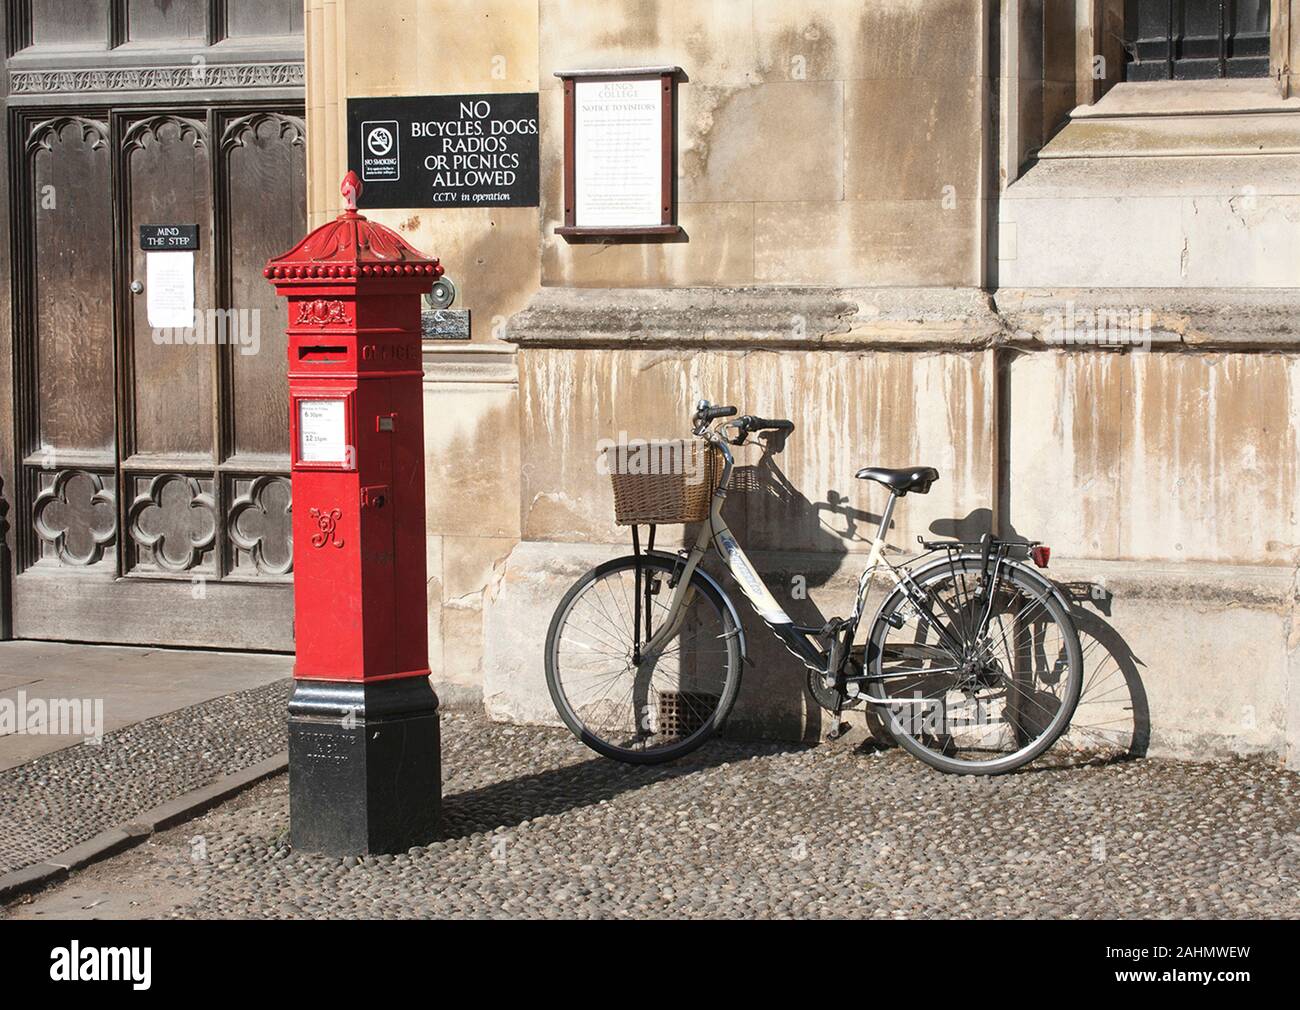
[299,345,347,362]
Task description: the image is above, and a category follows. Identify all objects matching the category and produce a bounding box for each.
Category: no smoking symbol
[367,127,393,156]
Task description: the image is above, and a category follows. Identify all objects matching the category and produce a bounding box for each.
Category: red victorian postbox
[266,172,443,856]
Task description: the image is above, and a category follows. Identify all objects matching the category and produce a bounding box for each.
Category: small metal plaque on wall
[421,309,471,341]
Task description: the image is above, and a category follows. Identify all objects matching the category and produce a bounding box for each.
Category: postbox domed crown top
[263,172,444,283]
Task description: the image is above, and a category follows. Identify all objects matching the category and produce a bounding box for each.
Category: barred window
[1124,1,1270,81]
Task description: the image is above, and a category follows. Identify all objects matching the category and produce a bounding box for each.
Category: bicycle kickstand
[826,696,849,742]
[822,618,852,742]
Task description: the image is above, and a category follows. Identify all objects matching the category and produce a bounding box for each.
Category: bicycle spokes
[548,557,739,760]
[874,564,1080,768]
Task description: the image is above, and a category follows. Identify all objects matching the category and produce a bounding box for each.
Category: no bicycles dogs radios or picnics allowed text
[347,93,540,209]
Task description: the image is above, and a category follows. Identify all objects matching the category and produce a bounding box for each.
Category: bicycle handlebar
[696,403,737,422]
[738,415,794,434]
[692,400,794,439]
[692,400,737,435]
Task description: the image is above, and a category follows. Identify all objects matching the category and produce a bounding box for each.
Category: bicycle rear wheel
[865,557,1082,774]
[545,554,743,764]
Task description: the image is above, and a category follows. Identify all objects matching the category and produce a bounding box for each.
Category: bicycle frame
[641,428,916,680]
[554,405,1083,771]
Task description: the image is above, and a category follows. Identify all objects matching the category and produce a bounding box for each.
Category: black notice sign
[140,224,199,251]
[347,93,539,210]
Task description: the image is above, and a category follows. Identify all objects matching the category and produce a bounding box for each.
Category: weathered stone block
[442,601,488,688]
[422,366,521,539]
[426,534,444,679]
[844,76,981,203]
[754,199,979,286]
[370,206,540,337]
[443,535,517,603]
[539,0,760,89]
[681,81,844,204]
[542,202,758,287]
[347,0,539,94]
[1009,348,1300,565]
[752,0,984,82]
[515,339,994,547]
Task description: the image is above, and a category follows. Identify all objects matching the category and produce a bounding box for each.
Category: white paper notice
[574,78,662,228]
[145,251,195,329]
[297,399,348,464]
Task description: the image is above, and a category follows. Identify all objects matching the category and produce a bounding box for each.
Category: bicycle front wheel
[865,557,1083,774]
[545,553,743,764]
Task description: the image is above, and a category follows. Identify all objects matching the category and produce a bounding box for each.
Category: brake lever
[690,399,709,436]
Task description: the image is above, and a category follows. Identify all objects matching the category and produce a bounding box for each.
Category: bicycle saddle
[854,465,939,495]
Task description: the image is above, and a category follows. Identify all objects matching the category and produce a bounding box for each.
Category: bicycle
[545,399,1084,774]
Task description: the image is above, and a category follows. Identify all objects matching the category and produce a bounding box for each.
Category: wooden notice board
[555,66,682,239]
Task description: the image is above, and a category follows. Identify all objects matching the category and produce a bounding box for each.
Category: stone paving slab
[0,679,291,877]
[6,710,1297,919]
[0,641,292,770]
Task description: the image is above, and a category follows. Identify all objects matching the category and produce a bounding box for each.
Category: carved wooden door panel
[10,105,304,649]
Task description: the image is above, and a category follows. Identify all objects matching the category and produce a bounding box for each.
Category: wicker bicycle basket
[604,439,722,525]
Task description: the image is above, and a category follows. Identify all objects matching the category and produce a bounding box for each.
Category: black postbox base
[287,676,441,856]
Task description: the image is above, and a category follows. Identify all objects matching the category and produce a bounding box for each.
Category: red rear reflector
[1031,545,1051,568]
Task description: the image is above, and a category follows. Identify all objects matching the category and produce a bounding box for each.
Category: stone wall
[486,289,1300,766]
[311,0,991,292]
[309,0,997,702]
[307,1,1300,767]
[537,0,988,288]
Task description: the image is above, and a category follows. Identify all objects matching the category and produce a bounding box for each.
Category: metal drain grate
[656,691,720,739]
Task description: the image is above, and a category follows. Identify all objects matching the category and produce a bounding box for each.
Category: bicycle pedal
[826,721,850,741]
[817,617,846,640]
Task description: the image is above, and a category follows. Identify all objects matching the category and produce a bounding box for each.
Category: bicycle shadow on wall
[925,509,1151,768]
[711,432,883,744]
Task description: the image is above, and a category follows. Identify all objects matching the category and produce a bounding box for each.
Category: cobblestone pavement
[5,710,1298,919]
[0,680,290,875]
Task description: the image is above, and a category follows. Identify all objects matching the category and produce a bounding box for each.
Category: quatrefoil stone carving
[32,469,116,566]
[228,476,293,576]
[127,474,218,573]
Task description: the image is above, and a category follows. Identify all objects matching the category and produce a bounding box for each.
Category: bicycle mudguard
[997,558,1073,611]
[895,553,1072,613]
[645,549,750,663]
[853,552,1074,691]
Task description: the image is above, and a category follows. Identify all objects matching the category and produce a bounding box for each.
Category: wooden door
[9,104,304,649]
